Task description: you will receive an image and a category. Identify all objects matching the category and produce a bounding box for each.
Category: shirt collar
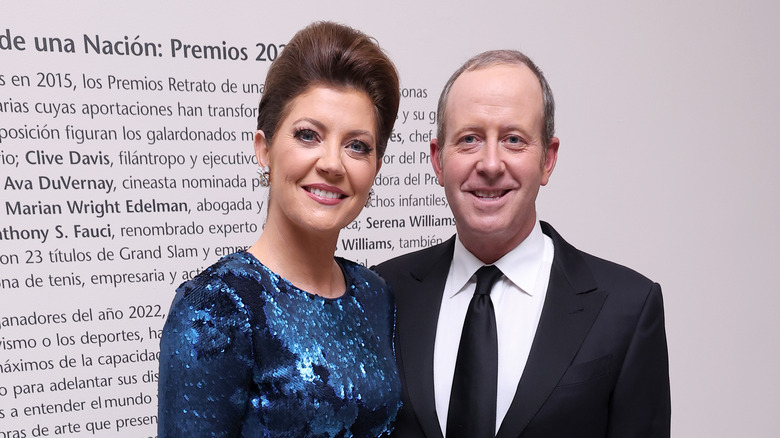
[451,221,546,297]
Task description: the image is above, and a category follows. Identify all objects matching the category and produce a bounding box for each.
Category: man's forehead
[451,64,542,101]
[444,64,545,132]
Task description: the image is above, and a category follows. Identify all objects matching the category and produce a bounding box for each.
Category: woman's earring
[365,188,375,208]
[257,166,270,187]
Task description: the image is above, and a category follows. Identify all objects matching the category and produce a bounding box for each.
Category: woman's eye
[294,128,317,142]
[347,140,372,154]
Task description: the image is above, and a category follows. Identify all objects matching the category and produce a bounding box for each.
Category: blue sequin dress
[158,252,401,437]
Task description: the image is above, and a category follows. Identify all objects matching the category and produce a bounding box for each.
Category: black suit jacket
[374,222,670,438]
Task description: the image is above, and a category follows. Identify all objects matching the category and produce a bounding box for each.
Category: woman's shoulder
[171,251,265,318]
[179,250,261,289]
[337,257,388,290]
[163,252,264,359]
[337,257,394,307]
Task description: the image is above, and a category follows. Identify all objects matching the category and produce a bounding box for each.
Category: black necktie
[446,265,503,438]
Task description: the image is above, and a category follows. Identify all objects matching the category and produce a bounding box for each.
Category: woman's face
[255,86,380,235]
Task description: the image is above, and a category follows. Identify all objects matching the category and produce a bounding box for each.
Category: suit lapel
[396,237,455,438]
[496,223,607,438]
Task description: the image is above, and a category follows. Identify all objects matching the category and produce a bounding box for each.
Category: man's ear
[541,136,559,186]
[430,138,444,187]
[254,130,270,168]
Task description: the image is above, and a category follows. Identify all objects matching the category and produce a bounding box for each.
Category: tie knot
[474,265,502,296]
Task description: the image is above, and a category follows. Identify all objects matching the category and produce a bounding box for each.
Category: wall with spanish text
[1,1,778,437]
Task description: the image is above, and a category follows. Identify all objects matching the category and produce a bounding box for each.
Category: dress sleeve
[157,281,254,438]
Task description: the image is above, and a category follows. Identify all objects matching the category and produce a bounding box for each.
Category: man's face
[431,64,559,260]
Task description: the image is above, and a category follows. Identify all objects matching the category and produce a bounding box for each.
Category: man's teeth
[309,188,341,199]
[474,190,503,198]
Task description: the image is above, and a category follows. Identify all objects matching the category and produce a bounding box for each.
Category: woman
[158,21,401,437]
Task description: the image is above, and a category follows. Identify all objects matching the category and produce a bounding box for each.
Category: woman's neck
[248,219,345,299]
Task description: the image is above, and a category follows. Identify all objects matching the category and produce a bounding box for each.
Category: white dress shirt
[433,220,554,435]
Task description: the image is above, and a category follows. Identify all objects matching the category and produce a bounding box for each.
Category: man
[375,50,670,437]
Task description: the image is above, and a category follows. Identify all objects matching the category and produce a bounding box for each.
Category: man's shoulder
[543,221,657,293]
[374,236,455,277]
[579,249,655,289]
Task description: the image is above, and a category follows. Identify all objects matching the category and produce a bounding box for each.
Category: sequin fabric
[158,252,401,437]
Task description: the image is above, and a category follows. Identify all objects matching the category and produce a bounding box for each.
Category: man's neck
[457,219,537,265]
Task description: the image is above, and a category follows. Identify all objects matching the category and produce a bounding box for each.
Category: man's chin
[457,219,512,240]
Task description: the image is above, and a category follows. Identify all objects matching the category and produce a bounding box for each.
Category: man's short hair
[436,50,555,151]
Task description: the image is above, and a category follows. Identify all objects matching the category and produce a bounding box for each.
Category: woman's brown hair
[256,21,400,159]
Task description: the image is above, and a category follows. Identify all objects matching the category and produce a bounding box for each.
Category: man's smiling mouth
[472,190,508,199]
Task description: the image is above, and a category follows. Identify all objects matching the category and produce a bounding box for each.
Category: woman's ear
[254,130,270,167]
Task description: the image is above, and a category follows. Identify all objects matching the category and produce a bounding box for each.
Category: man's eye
[506,135,522,144]
[462,135,477,144]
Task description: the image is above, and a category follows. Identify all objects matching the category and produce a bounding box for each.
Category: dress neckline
[238,251,353,301]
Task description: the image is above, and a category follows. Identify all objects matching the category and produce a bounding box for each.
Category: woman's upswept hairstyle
[256,21,400,159]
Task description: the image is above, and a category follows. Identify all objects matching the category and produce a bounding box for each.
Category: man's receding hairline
[442,63,547,138]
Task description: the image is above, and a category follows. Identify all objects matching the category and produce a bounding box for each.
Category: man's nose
[476,141,504,175]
